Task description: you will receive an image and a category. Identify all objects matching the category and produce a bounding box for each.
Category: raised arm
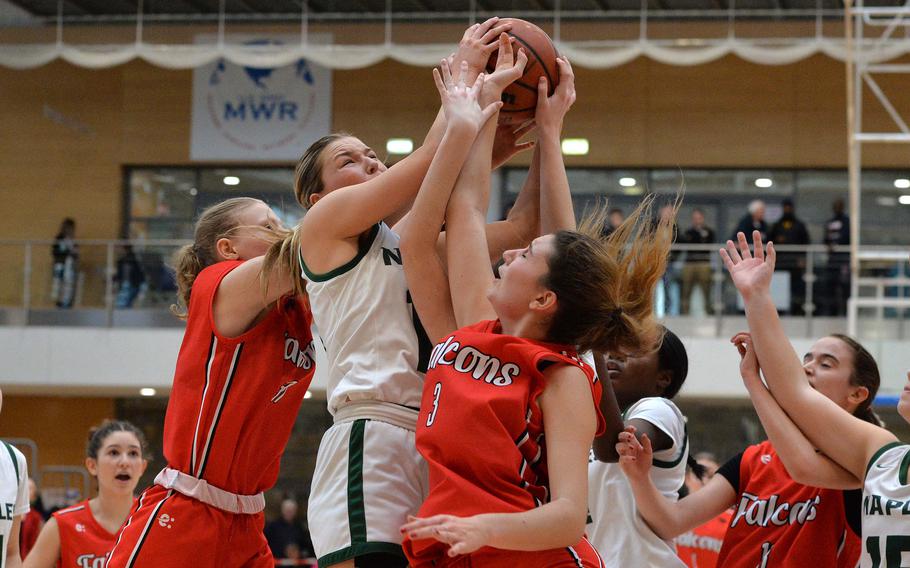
[400,61,501,343]
[733,332,861,490]
[721,231,896,479]
[402,364,597,553]
[616,428,737,539]
[535,57,578,234]
[445,35,527,327]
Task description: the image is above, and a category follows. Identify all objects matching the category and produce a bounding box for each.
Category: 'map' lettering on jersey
[428,336,520,386]
[729,492,819,528]
[863,494,910,516]
[284,333,316,370]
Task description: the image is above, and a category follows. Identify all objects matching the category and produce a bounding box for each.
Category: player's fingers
[513,119,535,136]
[767,241,776,268]
[640,433,653,455]
[457,60,469,87]
[470,72,485,96]
[724,239,741,264]
[480,101,504,124]
[737,231,752,260]
[513,48,528,73]
[440,58,453,87]
[512,140,535,153]
[474,16,499,37]
[480,22,511,45]
[719,248,735,273]
[495,32,514,68]
[753,230,765,261]
[432,67,446,98]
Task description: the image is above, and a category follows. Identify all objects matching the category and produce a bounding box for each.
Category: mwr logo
[191,37,331,161]
[75,554,105,568]
[730,492,819,528]
[429,336,519,387]
[284,333,316,370]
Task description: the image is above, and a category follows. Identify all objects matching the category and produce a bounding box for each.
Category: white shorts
[308,404,428,567]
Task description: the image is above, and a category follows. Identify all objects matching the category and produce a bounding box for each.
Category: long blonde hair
[171,197,291,319]
[543,195,678,356]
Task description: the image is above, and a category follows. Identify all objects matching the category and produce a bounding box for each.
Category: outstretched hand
[720,230,776,299]
[433,60,502,134]
[616,425,653,481]
[535,57,576,138]
[402,514,492,557]
[480,33,528,107]
[450,18,513,83]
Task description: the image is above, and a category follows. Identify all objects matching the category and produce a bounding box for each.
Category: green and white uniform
[302,222,431,567]
[862,442,910,568]
[1,441,29,566]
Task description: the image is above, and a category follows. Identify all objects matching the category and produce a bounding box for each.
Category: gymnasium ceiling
[3,0,894,22]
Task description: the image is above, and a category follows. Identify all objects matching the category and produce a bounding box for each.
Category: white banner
[190,37,332,161]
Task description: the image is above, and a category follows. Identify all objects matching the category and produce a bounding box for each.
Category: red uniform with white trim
[54,500,124,568]
[715,440,861,568]
[403,320,605,568]
[108,261,316,568]
[676,509,731,568]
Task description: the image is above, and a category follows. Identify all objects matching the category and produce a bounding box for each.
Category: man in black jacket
[770,198,811,314]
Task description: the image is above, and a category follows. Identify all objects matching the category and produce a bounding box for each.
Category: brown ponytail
[170,197,264,319]
[543,195,678,356]
[261,226,307,300]
[830,334,884,426]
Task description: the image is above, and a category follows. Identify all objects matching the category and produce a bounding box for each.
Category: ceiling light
[877,196,898,207]
[561,138,589,156]
[189,188,198,196]
[139,388,156,397]
[619,177,637,187]
[304,390,313,399]
[386,138,414,155]
[900,195,910,205]
[754,178,773,188]
[894,178,910,189]
[223,176,240,186]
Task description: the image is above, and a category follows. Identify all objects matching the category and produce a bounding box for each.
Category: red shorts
[412,537,603,568]
[107,485,272,568]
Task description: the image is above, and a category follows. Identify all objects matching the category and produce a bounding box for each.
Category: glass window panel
[129,169,196,220]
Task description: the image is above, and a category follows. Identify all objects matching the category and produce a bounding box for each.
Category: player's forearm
[503,145,541,242]
[591,353,625,463]
[538,130,575,234]
[624,475,691,539]
[479,497,586,551]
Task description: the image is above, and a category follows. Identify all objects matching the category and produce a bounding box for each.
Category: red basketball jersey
[677,509,732,568]
[404,320,604,566]
[54,500,124,568]
[162,260,315,495]
[716,441,860,568]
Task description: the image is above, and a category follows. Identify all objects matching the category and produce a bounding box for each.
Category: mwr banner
[190,37,332,161]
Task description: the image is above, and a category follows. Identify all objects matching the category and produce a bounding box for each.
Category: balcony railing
[0,239,906,337]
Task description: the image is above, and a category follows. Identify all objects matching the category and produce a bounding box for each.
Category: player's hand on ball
[535,57,576,138]
[402,514,493,557]
[616,425,653,480]
[451,18,513,82]
[433,59,502,134]
[720,230,776,299]
[480,33,528,107]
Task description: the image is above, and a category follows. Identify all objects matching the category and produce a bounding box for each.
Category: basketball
[486,18,560,124]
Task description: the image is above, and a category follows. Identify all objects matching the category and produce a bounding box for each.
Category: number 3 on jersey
[426,382,442,427]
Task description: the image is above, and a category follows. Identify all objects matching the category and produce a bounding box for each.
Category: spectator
[680,209,716,315]
[603,207,625,237]
[19,478,43,560]
[114,245,146,308]
[730,200,768,243]
[769,198,811,314]
[50,218,78,309]
[821,198,851,316]
[676,453,731,568]
[658,204,680,315]
[264,498,313,561]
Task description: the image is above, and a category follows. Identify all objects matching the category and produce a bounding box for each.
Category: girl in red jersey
[720,232,910,565]
[25,421,149,568]
[107,197,316,568]
[614,319,878,567]
[398,38,675,566]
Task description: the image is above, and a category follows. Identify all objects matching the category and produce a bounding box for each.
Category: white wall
[1,327,907,400]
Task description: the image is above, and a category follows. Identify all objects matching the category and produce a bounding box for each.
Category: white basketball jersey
[861,442,910,568]
[302,222,430,414]
[0,441,29,564]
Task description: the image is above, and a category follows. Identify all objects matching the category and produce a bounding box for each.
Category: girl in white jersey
[263,23,542,568]
[720,231,910,567]
[0,388,29,568]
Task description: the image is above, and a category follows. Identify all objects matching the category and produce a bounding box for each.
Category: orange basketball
[485,18,560,124]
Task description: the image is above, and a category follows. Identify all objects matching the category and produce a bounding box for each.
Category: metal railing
[0,238,906,333]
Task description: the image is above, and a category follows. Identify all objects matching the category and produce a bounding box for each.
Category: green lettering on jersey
[869,495,885,516]
[885,499,904,515]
